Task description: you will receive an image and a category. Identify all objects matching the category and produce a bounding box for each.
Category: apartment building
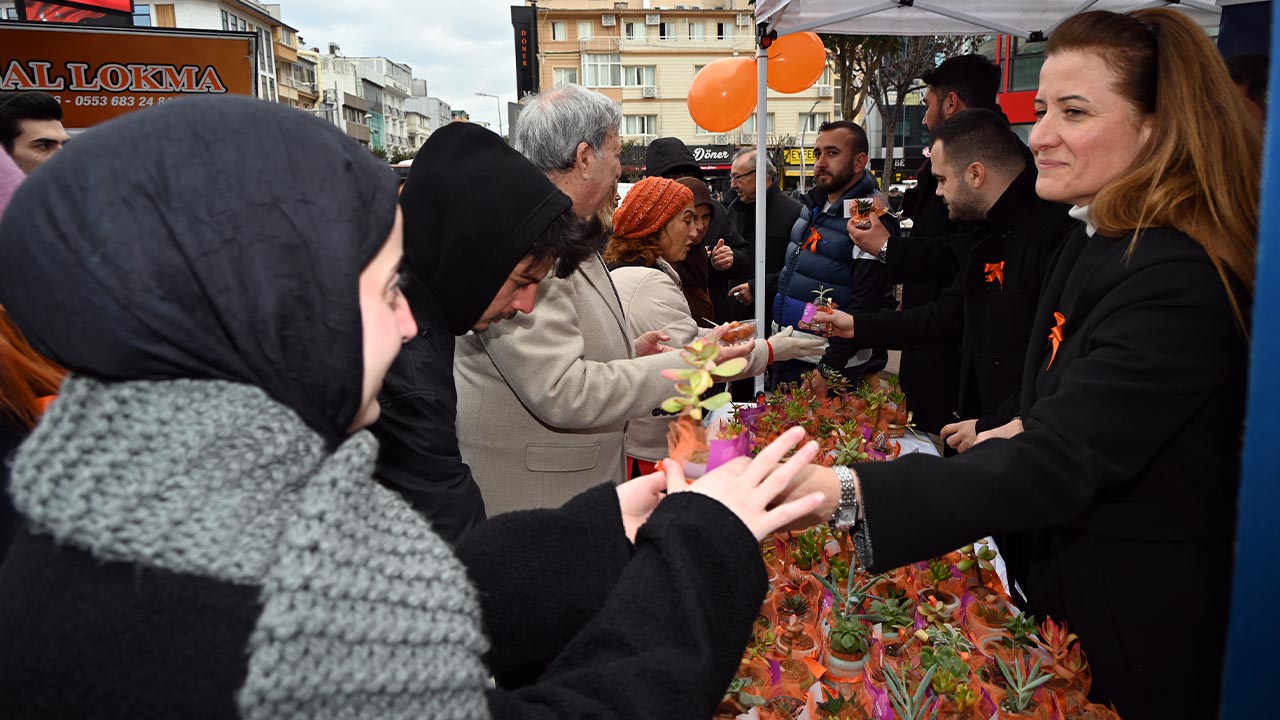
[531,0,836,184]
[349,57,414,155]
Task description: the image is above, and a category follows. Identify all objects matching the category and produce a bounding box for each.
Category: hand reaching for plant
[847,209,889,255]
[811,308,854,339]
[661,426,826,541]
[941,418,979,453]
[616,470,670,543]
[766,326,828,362]
[974,417,1024,447]
[633,329,673,357]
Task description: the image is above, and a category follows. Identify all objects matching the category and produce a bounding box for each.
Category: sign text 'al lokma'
[1,60,229,93]
[1,25,255,128]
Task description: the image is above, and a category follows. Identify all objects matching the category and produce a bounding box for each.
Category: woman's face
[1029,50,1153,207]
[351,208,417,431]
[658,203,697,263]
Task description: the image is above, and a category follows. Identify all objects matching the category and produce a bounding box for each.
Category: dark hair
[816,120,869,155]
[0,91,64,154]
[920,54,1002,110]
[929,109,1026,178]
[1226,53,1269,107]
[529,209,608,279]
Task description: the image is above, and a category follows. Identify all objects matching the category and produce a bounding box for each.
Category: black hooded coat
[372,123,572,542]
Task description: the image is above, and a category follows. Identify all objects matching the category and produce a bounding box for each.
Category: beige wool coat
[454,254,694,515]
[610,259,768,462]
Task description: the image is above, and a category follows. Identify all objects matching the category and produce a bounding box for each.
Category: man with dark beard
[770,120,896,387]
[837,109,1076,447]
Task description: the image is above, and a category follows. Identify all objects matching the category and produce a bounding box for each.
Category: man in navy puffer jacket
[772,120,896,387]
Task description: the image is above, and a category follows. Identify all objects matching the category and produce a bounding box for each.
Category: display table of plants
[660,361,1119,720]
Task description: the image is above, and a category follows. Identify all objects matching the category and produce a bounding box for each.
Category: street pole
[476,91,503,137]
[799,98,820,194]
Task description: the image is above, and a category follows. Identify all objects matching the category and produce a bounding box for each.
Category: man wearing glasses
[725,148,804,334]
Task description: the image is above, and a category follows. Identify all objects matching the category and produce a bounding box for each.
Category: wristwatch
[876,238,889,264]
[829,465,859,530]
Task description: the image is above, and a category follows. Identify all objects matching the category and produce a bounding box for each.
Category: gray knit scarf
[9,376,491,719]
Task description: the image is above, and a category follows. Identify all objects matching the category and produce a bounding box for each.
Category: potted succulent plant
[995,654,1055,718]
[883,662,940,720]
[917,557,961,621]
[868,596,913,642]
[660,338,748,477]
[799,285,837,332]
[824,612,871,678]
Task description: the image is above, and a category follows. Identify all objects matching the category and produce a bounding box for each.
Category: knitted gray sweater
[9,375,491,719]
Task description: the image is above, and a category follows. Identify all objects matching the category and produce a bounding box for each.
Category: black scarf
[0,95,398,443]
[398,123,571,335]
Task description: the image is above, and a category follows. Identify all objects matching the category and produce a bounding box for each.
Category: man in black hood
[372,123,603,542]
[644,137,750,325]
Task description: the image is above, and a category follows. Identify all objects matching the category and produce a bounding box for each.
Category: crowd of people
[0,7,1263,719]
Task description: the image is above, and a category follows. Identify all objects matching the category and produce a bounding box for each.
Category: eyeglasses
[730,170,756,182]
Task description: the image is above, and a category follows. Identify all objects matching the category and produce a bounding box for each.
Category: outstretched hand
[662,426,826,541]
[847,212,889,256]
[634,329,673,357]
[617,470,670,543]
[811,308,854,339]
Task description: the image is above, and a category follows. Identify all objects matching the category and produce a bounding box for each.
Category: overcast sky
[283,1,520,132]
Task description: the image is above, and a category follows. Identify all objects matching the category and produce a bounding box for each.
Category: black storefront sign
[510,6,539,98]
[690,144,734,168]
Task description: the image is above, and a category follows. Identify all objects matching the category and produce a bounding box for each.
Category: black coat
[852,166,1075,428]
[671,198,750,326]
[370,271,487,543]
[888,158,967,434]
[854,225,1247,719]
[725,184,805,330]
[0,485,766,718]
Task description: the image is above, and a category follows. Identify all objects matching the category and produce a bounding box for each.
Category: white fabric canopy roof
[755,0,1224,40]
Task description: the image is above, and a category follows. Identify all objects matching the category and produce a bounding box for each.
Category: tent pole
[754,29,769,396]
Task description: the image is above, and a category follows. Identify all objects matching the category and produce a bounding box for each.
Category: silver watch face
[832,506,858,529]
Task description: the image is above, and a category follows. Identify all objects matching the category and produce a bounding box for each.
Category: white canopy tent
[742,0,1227,391]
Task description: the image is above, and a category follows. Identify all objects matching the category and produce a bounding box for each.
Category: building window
[624,21,645,40]
[625,115,658,135]
[1009,39,1046,92]
[695,123,713,135]
[584,53,622,87]
[280,28,293,46]
[801,112,829,133]
[687,21,704,40]
[132,4,151,26]
[623,66,656,87]
[742,113,775,134]
[577,20,592,39]
[659,21,676,40]
[716,22,734,40]
[553,67,579,86]
[221,9,229,30]
[551,21,566,41]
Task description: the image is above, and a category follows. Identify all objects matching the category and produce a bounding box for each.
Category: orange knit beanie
[612,176,694,239]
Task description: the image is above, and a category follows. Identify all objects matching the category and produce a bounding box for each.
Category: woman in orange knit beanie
[605,177,826,477]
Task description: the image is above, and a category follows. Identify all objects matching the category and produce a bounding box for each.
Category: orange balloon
[767,31,827,94]
[687,56,757,133]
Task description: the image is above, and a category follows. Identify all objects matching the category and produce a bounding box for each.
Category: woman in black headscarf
[0,96,826,718]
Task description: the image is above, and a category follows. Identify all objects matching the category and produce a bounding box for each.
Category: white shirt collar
[1068,205,1096,237]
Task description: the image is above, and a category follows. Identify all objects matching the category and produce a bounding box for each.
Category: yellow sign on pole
[783,148,817,165]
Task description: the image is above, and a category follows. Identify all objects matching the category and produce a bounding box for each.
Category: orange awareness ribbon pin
[984,261,1005,288]
[802,227,822,253]
[1046,311,1066,369]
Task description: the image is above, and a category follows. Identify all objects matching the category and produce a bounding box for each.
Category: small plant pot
[824,647,868,679]
[919,588,962,620]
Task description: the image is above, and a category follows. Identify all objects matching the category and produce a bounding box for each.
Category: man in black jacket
[372,123,602,543]
[870,54,1005,436]
[724,147,804,332]
[644,137,750,325]
[832,109,1076,444]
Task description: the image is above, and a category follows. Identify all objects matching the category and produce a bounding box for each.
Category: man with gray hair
[725,148,804,334]
[454,84,763,514]
[510,83,623,216]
